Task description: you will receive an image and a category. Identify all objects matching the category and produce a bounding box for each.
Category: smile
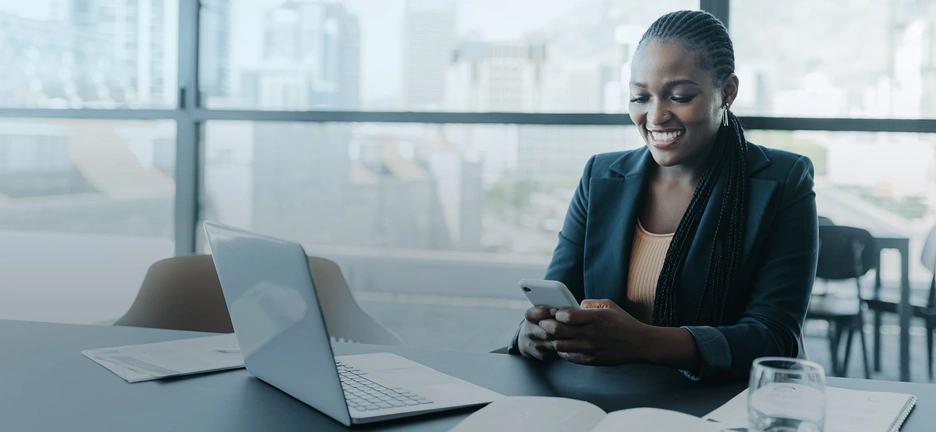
[648,129,684,141]
[647,129,685,148]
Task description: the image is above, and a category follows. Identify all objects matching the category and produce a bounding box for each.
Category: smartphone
[519,278,580,310]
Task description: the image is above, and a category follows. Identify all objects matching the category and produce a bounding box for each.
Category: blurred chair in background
[114,255,232,333]
[114,255,403,345]
[806,225,875,378]
[865,225,936,380]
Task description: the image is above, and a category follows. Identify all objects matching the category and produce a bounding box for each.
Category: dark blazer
[510,143,818,381]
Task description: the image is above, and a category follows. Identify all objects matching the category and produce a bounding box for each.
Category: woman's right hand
[517,306,560,361]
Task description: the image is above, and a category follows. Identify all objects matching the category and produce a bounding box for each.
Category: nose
[647,101,669,126]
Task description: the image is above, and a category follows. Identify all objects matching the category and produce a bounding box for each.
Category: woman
[508,10,818,381]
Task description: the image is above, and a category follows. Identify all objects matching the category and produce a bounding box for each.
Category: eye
[671,95,695,103]
[629,95,649,103]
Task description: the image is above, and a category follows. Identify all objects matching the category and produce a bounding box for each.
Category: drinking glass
[748,357,826,432]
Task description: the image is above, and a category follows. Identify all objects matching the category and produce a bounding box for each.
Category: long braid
[639,11,750,327]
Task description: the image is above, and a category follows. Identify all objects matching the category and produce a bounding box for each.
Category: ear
[721,73,739,107]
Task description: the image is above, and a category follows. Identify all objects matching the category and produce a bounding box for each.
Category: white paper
[448,396,607,432]
[704,386,915,432]
[82,333,244,383]
[595,408,720,432]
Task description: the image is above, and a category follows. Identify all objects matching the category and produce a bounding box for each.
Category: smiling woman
[507,10,820,382]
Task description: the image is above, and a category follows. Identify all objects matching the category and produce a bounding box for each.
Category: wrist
[639,326,701,371]
[638,324,666,363]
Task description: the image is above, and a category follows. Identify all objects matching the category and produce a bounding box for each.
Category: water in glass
[748,357,826,432]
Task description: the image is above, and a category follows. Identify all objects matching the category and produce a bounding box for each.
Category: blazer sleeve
[507,156,594,354]
[684,155,818,380]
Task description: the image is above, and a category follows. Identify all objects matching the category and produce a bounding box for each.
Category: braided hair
[638,10,750,328]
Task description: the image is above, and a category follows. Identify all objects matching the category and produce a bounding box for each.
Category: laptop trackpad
[340,353,455,387]
[373,366,452,387]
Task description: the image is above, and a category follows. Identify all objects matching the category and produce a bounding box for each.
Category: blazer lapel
[740,145,777,279]
[676,144,776,325]
[583,148,653,305]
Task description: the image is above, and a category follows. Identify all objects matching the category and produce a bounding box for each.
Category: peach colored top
[626,220,674,324]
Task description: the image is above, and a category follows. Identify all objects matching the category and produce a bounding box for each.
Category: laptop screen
[203,221,352,425]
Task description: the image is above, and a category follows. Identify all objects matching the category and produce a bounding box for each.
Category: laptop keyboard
[336,361,434,412]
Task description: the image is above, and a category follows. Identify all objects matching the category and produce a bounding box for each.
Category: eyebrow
[630,79,700,88]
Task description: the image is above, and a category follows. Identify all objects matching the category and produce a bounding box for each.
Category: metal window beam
[740,117,936,134]
[701,0,730,28]
[0,109,182,121]
[189,110,633,125]
[5,106,936,133]
[174,0,201,256]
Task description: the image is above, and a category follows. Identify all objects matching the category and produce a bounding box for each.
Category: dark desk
[872,235,912,382]
[1,320,933,431]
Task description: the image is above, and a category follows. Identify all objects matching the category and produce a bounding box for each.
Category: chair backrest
[921,224,936,274]
[817,216,835,226]
[816,225,878,280]
[307,256,404,345]
[114,255,234,333]
[114,255,403,345]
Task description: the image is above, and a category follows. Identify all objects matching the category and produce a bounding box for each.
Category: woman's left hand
[539,299,653,366]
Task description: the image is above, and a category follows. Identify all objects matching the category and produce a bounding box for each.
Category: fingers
[552,338,593,354]
[525,306,556,322]
[580,299,616,309]
[518,322,558,361]
[554,339,599,365]
[524,340,559,361]
[525,320,551,340]
[557,351,593,364]
[555,299,625,324]
[554,308,595,325]
[538,319,575,339]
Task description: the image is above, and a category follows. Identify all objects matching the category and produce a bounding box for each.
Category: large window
[199,0,696,112]
[0,119,175,324]
[0,1,179,109]
[202,122,636,256]
[732,1,936,118]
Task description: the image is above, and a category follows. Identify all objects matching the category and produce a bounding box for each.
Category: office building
[199,0,232,100]
[401,0,456,110]
[231,0,361,110]
[446,39,547,112]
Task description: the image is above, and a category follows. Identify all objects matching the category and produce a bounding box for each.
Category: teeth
[650,130,683,141]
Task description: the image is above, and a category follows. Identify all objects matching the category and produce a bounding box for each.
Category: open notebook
[450,385,916,432]
[448,396,720,432]
[704,386,916,432]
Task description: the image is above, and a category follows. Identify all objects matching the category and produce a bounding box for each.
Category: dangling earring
[722,104,730,127]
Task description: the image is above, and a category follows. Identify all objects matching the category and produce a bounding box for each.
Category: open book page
[449,396,606,432]
[82,333,244,383]
[593,408,720,432]
[704,387,916,432]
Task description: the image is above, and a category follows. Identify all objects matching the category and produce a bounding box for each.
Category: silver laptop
[203,221,502,426]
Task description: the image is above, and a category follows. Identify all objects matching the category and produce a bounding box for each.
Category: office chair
[114,255,404,345]
[806,225,875,378]
[818,216,835,226]
[865,224,936,380]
